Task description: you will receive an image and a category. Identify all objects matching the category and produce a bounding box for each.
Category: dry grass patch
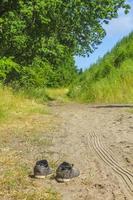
[0,117,61,200]
[0,86,61,200]
[0,149,60,200]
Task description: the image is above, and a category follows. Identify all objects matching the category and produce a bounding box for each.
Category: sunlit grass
[0,86,48,123]
[0,150,60,200]
[0,86,61,199]
[69,33,133,103]
[45,88,70,102]
[69,61,133,103]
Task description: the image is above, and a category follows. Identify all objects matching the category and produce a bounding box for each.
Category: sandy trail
[45,103,133,200]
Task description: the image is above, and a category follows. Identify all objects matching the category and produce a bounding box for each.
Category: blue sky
[75,0,133,69]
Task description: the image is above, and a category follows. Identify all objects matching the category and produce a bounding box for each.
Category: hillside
[69,32,133,103]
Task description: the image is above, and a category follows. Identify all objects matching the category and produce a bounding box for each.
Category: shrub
[0,57,20,84]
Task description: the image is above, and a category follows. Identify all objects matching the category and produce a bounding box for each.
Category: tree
[0,0,130,66]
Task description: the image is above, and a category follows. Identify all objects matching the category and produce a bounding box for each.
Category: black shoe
[55,162,80,182]
[34,160,52,178]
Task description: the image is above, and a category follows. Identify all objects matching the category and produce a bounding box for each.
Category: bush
[0,56,78,89]
[0,57,20,84]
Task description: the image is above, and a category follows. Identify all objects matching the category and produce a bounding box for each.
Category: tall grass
[69,32,133,103]
[45,88,69,102]
[0,85,71,123]
[0,86,48,123]
[17,87,70,104]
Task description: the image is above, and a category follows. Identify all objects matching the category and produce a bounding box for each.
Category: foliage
[0,0,130,88]
[52,55,78,87]
[69,32,133,103]
[19,60,54,88]
[0,56,77,88]
[0,0,130,61]
[0,57,20,84]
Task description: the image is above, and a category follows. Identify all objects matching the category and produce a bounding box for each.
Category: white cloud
[75,0,133,69]
[103,1,133,37]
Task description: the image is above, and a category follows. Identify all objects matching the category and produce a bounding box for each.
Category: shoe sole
[56,174,80,182]
[34,174,52,179]
[34,175,46,179]
[56,178,70,182]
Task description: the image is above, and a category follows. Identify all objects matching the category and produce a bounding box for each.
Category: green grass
[0,127,61,200]
[18,87,70,104]
[0,86,61,199]
[45,88,70,102]
[0,86,49,123]
[0,150,60,200]
[69,32,133,104]
[19,87,50,103]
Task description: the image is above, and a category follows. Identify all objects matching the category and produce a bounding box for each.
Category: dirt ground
[44,103,133,200]
[0,103,133,200]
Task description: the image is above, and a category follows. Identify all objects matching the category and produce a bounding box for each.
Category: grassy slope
[0,86,61,200]
[69,32,133,103]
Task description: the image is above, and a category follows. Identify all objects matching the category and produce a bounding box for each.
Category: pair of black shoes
[34,160,80,182]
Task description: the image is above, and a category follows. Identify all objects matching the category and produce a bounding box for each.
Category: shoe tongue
[61,162,72,170]
[36,160,48,167]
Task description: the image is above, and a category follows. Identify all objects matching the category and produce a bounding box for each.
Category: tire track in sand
[88,132,133,195]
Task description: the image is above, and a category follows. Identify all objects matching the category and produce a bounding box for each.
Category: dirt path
[45,103,133,200]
